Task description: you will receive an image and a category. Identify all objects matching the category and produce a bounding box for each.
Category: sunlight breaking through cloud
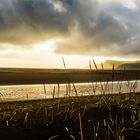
[0,0,139,67]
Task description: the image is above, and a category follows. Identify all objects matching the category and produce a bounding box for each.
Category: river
[0,80,139,102]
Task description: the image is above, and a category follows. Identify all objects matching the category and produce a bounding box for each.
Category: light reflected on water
[0,81,139,102]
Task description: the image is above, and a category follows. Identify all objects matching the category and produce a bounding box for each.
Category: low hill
[117,63,140,70]
[85,60,133,69]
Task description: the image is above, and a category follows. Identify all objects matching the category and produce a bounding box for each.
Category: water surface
[0,81,139,102]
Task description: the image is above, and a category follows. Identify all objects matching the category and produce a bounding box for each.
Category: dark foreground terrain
[0,68,140,85]
[0,93,139,140]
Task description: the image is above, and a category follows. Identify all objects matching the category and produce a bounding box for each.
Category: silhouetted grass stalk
[43,84,47,98]
[73,83,78,97]
[79,112,84,140]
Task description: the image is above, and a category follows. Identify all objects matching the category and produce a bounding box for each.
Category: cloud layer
[0,0,140,58]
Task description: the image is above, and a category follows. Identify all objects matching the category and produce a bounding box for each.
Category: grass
[0,62,139,139]
[0,92,139,140]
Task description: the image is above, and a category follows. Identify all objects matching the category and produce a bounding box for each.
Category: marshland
[0,68,139,140]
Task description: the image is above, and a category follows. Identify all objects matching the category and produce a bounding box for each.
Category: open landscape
[0,68,139,140]
[1,0,140,139]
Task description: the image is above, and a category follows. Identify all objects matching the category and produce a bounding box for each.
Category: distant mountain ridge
[117,62,140,70]
[85,60,137,69]
[103,60,127,69]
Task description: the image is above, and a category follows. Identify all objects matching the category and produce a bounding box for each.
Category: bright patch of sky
[99,0,137,10]
[48,0,67,13]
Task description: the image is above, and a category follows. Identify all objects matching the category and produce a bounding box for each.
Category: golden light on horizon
[32,39,108,68]
[0,0,139,69]
[0,40,138,69]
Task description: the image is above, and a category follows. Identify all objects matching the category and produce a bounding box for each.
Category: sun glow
[33,39,58,53]
[0,40,138,69]
[31,40,136,69]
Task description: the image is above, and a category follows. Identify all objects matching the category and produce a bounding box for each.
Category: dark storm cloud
[55,0,140,57]
[0,0,74,44]
[0,0,140,57]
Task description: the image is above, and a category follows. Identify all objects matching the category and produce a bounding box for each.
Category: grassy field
[0,93,139,140]
[0,68,139,140]
[0,68,139,85]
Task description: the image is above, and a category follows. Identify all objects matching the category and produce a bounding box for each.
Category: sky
[0,0,140,68]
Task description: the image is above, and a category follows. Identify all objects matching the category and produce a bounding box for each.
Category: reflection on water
[0,81,139,102]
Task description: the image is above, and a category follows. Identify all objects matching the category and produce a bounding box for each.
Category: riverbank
[0,93,139,140]
[0,68,140,85]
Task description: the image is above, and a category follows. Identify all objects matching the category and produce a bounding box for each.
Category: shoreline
[0,92,139,106]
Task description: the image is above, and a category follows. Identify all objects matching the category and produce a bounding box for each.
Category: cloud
[54,0,140,57]
[0,0,140,58]
[0,0,73,44]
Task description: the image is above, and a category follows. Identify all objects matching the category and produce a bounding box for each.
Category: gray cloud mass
[0,0,140,58]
